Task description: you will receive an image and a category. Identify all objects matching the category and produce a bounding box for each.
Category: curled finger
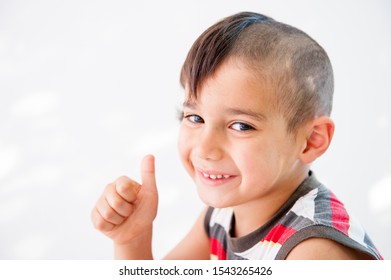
[91,207,115,232]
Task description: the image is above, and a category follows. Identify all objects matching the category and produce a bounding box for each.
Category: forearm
[114,227,154,260]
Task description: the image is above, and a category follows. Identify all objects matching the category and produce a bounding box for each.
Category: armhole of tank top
[204,207,214,238]
[276,225,379,260]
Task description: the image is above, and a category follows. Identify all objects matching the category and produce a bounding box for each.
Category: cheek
[234,142,279,181]
[177,126,195,176]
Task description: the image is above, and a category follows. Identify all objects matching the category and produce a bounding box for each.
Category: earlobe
[300,117,335,164]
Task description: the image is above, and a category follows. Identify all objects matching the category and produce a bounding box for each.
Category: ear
[300,116,335,164]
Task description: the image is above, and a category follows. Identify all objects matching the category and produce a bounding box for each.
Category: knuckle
[105,183,111,189]
[100,207,115,221]
[116,176,131,187]
[96,220,111,232]
[116,181,129,193]
[117,185,138,202]
[93,219,105,230]
[116,179,131,192]
[117,175,129,181]
[122,203,133,216]
[111,197,125,211]
[104,183,115,193]
[92,212,109,231]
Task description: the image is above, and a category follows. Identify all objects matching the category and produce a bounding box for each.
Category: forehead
[184,58,277,116]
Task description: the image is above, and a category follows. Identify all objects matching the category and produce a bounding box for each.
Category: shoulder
[164,207,211,260]
[285,238,373,260]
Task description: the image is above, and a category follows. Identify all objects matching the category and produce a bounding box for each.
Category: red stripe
[375,248,384,260]
[210,237,227,260]
[329,191,350,235]
[261,224,297,244]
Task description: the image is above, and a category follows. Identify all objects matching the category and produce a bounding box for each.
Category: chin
[197,192,230,209]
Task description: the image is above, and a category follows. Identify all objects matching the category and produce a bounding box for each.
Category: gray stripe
[209,223,228,250]
[313,185,333,227]
[275,225,380,259]
[204,207,214,237]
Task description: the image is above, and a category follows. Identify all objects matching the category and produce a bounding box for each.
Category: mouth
[197,169,236,185]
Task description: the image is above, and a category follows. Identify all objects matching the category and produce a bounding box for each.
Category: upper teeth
[202,173,230,179]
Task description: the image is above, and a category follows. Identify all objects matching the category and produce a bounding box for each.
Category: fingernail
[135,183,142,194]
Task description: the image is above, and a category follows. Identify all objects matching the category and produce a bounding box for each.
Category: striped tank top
[204,172,383,259]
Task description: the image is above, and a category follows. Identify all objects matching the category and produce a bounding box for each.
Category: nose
[195,126,224,161]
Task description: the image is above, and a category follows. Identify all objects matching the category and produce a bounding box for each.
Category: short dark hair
[180,11,334,133]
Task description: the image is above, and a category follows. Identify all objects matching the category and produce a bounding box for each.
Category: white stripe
[209,207,233,233]
[290,188,318,221]
[235,241,282,260]
[347,214,368,248]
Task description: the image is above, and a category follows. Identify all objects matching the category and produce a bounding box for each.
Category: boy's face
[178,58,307,209]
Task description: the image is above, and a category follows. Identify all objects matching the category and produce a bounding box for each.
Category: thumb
[140,154,157,192]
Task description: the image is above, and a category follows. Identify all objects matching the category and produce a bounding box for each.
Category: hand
[91,155,158,245]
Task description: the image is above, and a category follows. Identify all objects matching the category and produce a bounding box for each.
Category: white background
[0,0,390,259]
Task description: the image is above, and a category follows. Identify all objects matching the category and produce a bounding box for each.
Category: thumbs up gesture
[91,155,158,246]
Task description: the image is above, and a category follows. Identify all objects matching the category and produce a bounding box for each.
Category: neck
[232,169,308,238]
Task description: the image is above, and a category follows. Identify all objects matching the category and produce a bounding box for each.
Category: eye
[185,114,204,124]
[230,122,255,132]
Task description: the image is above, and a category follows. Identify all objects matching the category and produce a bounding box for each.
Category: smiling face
[178,58,309,209]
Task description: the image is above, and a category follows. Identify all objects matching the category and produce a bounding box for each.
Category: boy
[91,12,382,259]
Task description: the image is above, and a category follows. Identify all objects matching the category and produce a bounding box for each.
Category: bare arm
[286,238,373,260]
[164,207,210,260]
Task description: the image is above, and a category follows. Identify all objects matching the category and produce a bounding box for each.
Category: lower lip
[197,170,236,186]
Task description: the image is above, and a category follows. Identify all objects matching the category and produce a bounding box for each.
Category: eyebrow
[225,108,267,121]
[183,100,267,122]
[183,100,197,109]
